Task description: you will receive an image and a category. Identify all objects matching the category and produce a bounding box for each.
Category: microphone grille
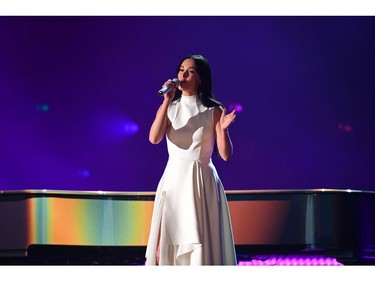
[172,78,180,87]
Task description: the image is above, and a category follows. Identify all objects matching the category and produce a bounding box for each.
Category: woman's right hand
[162,79,178,101]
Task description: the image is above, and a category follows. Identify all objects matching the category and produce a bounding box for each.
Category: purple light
[95,112,140,141]
[123,121,139,135]
[238,255,344,266]
[338,122,352,133]
[35,103,50,112]
[76,169,90,178]
[228,103,243,113]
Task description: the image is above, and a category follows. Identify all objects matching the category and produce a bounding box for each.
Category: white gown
[145,95,237,265]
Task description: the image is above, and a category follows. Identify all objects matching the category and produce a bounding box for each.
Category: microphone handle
[157,86,173,96]
[157,78,180,96]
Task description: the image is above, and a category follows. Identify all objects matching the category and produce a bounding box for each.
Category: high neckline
[181,94,198,104]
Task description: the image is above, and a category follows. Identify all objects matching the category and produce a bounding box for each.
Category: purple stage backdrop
[1,16,374,192]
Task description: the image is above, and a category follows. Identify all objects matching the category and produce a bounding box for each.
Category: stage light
[123,121,139,136]
[76,169,90,178]
[35,103,50,112]
[97,115,140,141]
[228,102,243,113]
[338,122,352,133]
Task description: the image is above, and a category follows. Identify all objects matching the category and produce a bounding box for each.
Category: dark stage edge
[1,245,374,265]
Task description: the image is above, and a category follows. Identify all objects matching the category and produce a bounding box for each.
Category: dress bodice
[167,95,215,164]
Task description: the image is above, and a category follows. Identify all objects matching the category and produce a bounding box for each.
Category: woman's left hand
[220,108,236,130]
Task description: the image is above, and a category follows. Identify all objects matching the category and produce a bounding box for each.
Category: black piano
[1,189,374,265]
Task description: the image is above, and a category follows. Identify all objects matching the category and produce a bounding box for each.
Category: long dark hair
[172,54,222,108]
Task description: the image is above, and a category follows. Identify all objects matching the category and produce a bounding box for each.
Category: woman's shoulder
[213,105,223,120]
[213,105,223,112]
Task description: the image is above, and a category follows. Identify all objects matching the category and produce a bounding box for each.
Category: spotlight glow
[76,169,90,178]
[338,122,352,133]
[35,103,50,112]
[228,103,243,113]
[123,121,139,136]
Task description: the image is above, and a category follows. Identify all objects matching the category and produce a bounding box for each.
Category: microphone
[157,78,180,96]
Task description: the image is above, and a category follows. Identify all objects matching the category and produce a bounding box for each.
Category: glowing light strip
[27,197,154,246]
[238,255,344,266]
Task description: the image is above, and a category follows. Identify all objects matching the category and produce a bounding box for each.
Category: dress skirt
[145,157,237,265]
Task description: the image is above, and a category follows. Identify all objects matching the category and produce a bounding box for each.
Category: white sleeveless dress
[145,95,237,265]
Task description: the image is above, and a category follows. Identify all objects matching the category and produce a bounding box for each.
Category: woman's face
[178,58,201,94]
